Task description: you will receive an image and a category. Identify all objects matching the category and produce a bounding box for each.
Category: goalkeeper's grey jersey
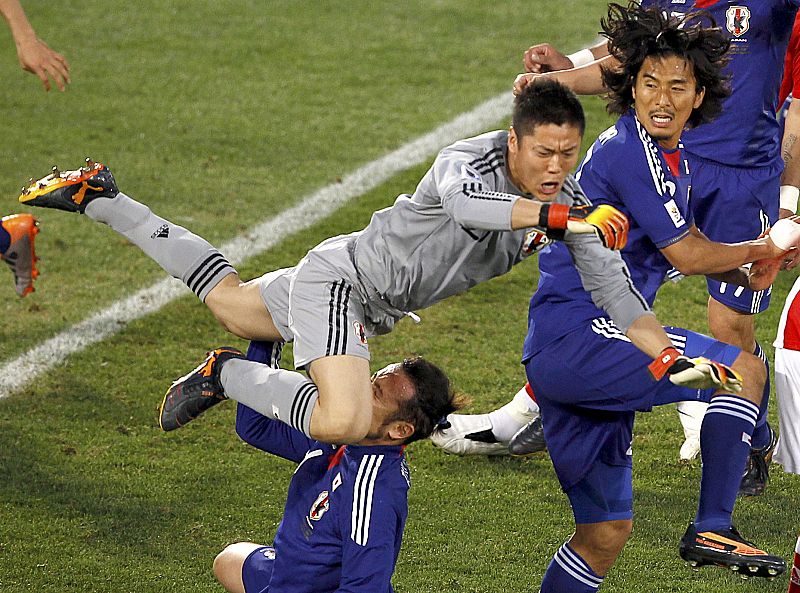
[343,130,650,331]
[351,130,536,314]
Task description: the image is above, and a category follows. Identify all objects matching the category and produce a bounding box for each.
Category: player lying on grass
[0,213,39,297]
[209,341,461,593]
[18,80,628,446]
[439,5,800,588]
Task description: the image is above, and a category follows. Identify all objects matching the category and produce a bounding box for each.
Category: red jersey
[780,13,800,105]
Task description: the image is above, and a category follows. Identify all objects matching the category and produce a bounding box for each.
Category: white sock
[488,385,540,442]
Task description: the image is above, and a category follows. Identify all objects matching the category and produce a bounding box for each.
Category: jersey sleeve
[336,463,408,593]
[564,229,653,333]
[235,403,317,464]
[579,128,691,249]
[433,147,520,231]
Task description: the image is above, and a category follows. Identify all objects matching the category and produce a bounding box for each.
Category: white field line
[0,92,512,398]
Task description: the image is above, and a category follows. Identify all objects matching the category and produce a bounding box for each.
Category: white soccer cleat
[679,435,701,461]
[430,413,509,456]
[677,400,707,460]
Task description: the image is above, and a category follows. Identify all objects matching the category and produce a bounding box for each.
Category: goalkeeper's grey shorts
[255,239,376,369]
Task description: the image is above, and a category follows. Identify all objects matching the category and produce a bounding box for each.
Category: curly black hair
[600,2,731,129]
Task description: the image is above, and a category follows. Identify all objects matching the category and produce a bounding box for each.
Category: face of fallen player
[507,122,582,201]
[359,363,416,445]
[632,54,705,150]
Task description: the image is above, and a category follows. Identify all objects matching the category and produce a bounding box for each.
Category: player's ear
[508,127,519,157]
[693,86,706,109]
[387,421,415,442]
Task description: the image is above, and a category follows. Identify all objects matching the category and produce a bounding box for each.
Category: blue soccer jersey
[642,0,800,167]
[522,110,691,359]
[235,404,409,593]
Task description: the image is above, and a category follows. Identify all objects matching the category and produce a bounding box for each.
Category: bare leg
[205,274,284,340]
[307,355,373,443]
[213,542,263,593]
[570,520,633,576]
[707,297,756,352]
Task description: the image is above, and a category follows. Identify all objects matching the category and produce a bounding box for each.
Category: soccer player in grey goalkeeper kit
[20,80,628,445]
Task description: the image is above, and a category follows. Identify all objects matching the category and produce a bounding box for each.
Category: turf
[0,1,797,592]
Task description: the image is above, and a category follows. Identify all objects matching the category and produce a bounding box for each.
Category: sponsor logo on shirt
[663,199,686,228]
[726,6,750,37]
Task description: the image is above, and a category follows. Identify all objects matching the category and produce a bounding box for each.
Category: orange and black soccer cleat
[679,523,785,579]
[1,213,40,297]
[159,347,245,431]
[19,159,118,213]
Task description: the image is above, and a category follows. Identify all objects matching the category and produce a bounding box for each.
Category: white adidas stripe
[351,454,383,546]
[0,93,513,399]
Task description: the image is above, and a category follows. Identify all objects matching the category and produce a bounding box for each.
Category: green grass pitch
[0,1,797,591]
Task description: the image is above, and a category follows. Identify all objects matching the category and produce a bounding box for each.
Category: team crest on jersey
[726,6,750,37]
[460,163,482,183]
[308,490,330,523]
[521,230,551,255]
[260,548,276,561]
[663,199,686,228]
[353,321,367,345]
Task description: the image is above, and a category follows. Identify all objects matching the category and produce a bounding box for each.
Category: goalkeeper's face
[507,123,582,201]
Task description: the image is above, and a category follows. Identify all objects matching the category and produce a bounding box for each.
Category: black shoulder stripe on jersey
[473,156,505,174]
[468,147,503,167]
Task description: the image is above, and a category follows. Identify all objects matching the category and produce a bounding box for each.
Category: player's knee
[212,546,240,591]
[313,410,371,444]
[731,351,766,402]
[573,520,632,575]
[213,542,257,593]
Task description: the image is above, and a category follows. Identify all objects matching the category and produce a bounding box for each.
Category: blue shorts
[687,154,782,314]
[242,546,276,593]
[524,320,741,492]
[566,461,634,524]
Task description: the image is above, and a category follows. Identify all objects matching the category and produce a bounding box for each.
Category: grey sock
[220,359,319,436]
[85,192,235,301]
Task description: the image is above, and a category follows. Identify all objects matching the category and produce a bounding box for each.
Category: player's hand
[648,347,742,393]
[16,36,70,92]
[523,43,572,73]
[748,217,800,289]
[538,203,628,250]
[581,204,628,250]
[513,72,540,96]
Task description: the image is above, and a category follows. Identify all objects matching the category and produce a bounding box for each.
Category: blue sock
[246,340,282,368]
[0,224,9,255]
[540,542,604,593]
[750,343,771,450]
[695,395,759,532]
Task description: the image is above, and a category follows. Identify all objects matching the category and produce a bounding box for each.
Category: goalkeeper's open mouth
[538,180,562,198]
